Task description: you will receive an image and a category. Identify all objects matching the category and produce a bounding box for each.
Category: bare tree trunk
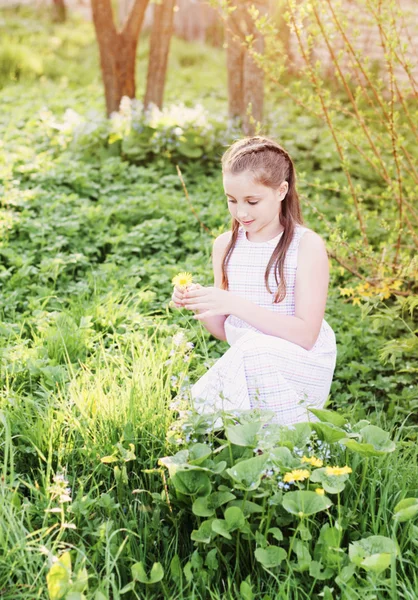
[91,0,149,116]
[225,1,268,134]
[144,0,175,110]
[52,0,66,22]
[226,3,246,119]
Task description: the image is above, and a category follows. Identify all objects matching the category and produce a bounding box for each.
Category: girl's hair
[221,135,304,303]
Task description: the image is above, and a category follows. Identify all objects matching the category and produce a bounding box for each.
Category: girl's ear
[279,181,289,199]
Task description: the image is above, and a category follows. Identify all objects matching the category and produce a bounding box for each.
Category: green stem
[352,457,369,517]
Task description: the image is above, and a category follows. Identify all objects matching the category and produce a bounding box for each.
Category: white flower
[173,332,186,347]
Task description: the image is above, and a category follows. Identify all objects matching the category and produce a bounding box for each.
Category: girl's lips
[242,220,254,225]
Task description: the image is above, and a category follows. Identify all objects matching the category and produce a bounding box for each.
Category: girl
[171,136,337,425]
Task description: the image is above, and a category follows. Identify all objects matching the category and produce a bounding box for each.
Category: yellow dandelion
[325,465,352,476]
[172,272,193,289]
[315,488,325,495]
[301,455,323,468]
[283,469,310,483]
[352,297,362,306]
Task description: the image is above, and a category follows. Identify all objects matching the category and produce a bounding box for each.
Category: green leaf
[226,453,268,491]
[205,548,219,571]
[227,499,263,515]
[192,496,215,517]
[294,539,312,572]
[170,554,182,583]
[277,423,312,448]
[211,519,232,540]
[131,561,164,584]
[119,583,136,594]
[188,443,212,465]
[349,536,398,573]
[224,506,246,531]
[269,446,299,469]
[208,491,236,509]
[309,560,334,580]
[191,519,214,544]
[267,527,283,542]
[393,498,418,522]
[308,408,347,427]
[240,580,254,600]
[47,553,71,600]
[171,469,211,497]
[341,425,395,457]
[254,546,287,569]
[310,467,349,494]
[282,491,332,517]
[311,422,347,443]
[225,422,263,447]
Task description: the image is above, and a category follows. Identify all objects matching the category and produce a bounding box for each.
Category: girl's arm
[193,232,231,341]
[223,231,330,350]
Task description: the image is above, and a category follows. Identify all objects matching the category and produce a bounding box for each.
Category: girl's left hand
[182,285,234,319]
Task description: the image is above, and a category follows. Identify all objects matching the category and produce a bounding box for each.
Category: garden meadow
[0,2,417,599]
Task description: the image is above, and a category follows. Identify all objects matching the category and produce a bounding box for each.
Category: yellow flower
[283,469,310,483]
[301,455,323,468]
[315,488,325,495]
[352,297,362,306]
[325,465,352,476]
[172,272,193,289]
[339,287,355,297]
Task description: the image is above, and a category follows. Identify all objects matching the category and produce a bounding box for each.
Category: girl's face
[223,170,288,237]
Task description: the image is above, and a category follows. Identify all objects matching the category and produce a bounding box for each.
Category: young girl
[171,136,337,425]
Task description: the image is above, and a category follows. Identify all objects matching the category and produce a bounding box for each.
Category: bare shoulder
[297,228,329,268]
[212,231,232,256]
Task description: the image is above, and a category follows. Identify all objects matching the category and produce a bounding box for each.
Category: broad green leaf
[349,536,398,573]
[283,491,332,517]
[310,467,349,494]
[341,425,395,456]
[73,566,88,592]
[170,554,182,583]
[309,560,334,580]
[317,525,343,568]
[205,548,218,571]
[225,422,263,447]
[158,450,188,472]
[171,470,211,497]
[224,506,246,531]
[393,498,418,522]
[211,519,232,539]
[269,446,299,469]
[277,423,312,448]
[311,422,347,443]
[131,561,164,584]
[46,563,70,600]
[227,499,264,515]
[240,580,254,600]
[192,496,215,517]
[294,539,312,571]
[191,519,214,544]
[308,408,347,427]
[254,546,287,569]
[267,527,283,542]
[208,491,236,509]
[226,453,268,491]
[119,583,136,595]
[188,443,212,465]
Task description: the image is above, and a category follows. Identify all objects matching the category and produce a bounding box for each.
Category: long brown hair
[221,136,304,303]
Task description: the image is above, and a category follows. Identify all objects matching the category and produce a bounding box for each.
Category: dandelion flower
[325,465,352,476]
[301,455,323,468]
[283,469,310,483]
[172,272,193,289]
[315,488,325,495]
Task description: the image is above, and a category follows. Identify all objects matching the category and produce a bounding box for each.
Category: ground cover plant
[0,5,417,600]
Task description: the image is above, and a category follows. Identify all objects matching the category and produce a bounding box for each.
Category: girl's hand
[171,283,201,309]
[182,285,233,319]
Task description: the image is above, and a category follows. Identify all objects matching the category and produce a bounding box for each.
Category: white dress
[190,224,337,425]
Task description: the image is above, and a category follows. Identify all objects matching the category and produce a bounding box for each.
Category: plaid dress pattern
[191,224,337,425]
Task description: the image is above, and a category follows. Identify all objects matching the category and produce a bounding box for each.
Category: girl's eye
[227,198,258,205]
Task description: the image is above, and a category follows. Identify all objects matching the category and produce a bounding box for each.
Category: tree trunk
[52,0,66,22]
[226,3,245,119]
[225,0,268,135]
[144,0,175,110]
[91,0,149,116]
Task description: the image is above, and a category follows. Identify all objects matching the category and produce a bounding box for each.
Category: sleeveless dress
[190,224,337,425]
